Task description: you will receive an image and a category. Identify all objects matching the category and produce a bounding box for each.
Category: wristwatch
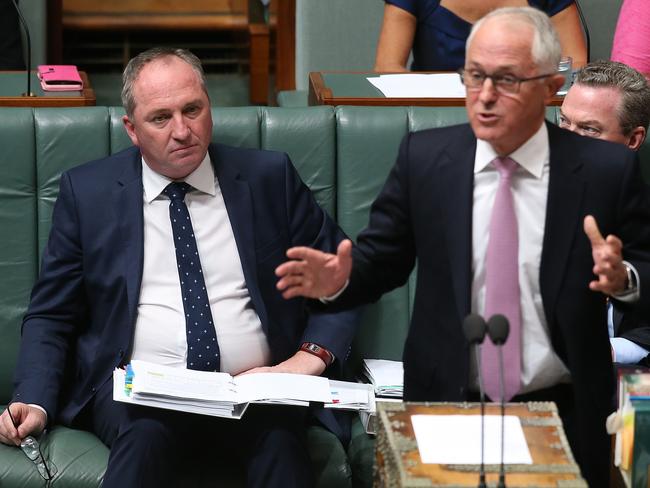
[624,262,636,291]
[300,342,334,367]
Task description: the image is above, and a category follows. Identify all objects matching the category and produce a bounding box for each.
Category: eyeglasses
[458,68,555,95]
[6,404,58,482]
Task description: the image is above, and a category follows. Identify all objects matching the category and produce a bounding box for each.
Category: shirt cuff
[612,261,640,303]
[28,404,48,423]
[611,337,650,364]
[319,279,349,303]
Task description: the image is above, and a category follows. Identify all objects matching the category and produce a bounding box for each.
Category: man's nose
[171,115,191,139]
[478,77,499,104]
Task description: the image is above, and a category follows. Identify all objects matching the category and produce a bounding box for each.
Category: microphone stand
[474,344,487,488]
[497,344,506,488]
[462,314,488,488]
[11,0,34,97]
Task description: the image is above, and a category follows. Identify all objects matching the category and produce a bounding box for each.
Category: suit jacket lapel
[115,149,145,331]
[540,122,586,325]
[210,145,268,328]
[439,126,475,321]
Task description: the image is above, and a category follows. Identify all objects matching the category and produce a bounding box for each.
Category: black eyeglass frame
[5,403,57,482]
[458,68,556,94]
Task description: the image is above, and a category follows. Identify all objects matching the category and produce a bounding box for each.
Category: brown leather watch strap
[299,342,334,367]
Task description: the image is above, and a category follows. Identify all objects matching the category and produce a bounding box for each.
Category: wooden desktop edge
[309,71,564,107]
[0,71,96,107]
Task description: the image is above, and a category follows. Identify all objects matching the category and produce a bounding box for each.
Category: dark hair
[574,60,650,135]
[121,47,208,117]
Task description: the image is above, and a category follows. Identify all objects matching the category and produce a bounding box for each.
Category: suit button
[91,387,96,393]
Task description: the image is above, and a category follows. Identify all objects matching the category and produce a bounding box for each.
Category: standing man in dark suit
[0,47,357,488]
[276,7,650,487]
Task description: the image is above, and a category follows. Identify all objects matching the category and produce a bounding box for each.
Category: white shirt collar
[142,151,216,203]
[474,123,549,179]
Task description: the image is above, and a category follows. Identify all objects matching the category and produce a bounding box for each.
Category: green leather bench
[1,105,647,487]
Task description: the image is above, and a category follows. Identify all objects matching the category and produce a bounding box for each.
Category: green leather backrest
[294,0,384,90]
[0,109,37,403]
[109,106,337,218]
[3,105,646,405]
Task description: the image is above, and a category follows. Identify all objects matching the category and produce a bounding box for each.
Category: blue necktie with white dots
[163,182,220,372]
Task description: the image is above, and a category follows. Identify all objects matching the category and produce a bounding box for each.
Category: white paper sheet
[367,73,466,98]
[411,414,533,465]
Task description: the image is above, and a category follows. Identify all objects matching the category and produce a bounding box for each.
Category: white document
[362,358,403,398]
[113,360,374,419]
[367,73,466,98]
[325,380,373,409]
[411,415,533,465]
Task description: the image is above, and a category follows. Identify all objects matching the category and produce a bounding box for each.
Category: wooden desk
[0,71,96,107]
[375,402,586,487]
[309,72,564,107]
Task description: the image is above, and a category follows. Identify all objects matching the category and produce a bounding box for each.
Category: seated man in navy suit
[0,47,358,488]
[560,60,650,364]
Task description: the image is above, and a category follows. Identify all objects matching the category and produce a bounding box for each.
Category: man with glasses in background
[275,7,650,487]
[560,60,650,365]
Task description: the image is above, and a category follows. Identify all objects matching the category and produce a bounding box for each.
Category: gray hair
[121,47,208,117]
[466,7,562,74]
[574,60,650,135]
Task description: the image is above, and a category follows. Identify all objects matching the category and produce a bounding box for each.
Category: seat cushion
[0,422,108,488]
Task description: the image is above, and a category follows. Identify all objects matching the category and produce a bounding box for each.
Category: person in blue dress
[374,0,587,72]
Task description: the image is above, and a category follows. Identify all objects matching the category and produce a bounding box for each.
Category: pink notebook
[37,65,84,91]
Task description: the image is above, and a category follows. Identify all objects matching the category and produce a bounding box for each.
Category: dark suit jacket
[14,143,357,441]
[331,122,650,486]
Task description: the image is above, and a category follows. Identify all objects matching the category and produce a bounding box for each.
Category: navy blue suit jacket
[331,122,650,486]
[14,143,357,439]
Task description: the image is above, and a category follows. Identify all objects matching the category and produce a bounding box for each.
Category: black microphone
[487,314,510,488]
[462,313,487,488]
[10,0,34,97]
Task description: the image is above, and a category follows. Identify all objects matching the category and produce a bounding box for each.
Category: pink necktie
[482,157,521,402]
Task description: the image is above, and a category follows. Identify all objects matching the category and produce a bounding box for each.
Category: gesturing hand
[584,215,628,295]
[275,239,353,299]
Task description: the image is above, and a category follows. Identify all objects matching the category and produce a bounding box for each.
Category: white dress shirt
[471,123,572,393]
[131,154,272,375]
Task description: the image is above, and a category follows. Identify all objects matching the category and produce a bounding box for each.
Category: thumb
[584,215,604,246]
[337,239,353,262]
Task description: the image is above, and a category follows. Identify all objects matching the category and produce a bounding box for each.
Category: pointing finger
[584,215,604,246]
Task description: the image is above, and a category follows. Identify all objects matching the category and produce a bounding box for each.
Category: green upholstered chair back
[19,0,47,66]
[2,105,647,408]
[294,0,384,91]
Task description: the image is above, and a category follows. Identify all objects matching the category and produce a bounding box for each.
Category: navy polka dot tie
[163,182,220,372]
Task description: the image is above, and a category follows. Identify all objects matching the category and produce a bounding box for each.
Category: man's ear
[544,74,565,103]
[627,126,646,151]
[122,115,139,147]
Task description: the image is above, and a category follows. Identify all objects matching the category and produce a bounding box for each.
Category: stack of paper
[113,360,374,420]
[326,380,374,410]
[362,359,404,398]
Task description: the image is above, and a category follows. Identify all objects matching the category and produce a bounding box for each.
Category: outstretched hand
[584,215,627,295]
[275,239,353,299]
